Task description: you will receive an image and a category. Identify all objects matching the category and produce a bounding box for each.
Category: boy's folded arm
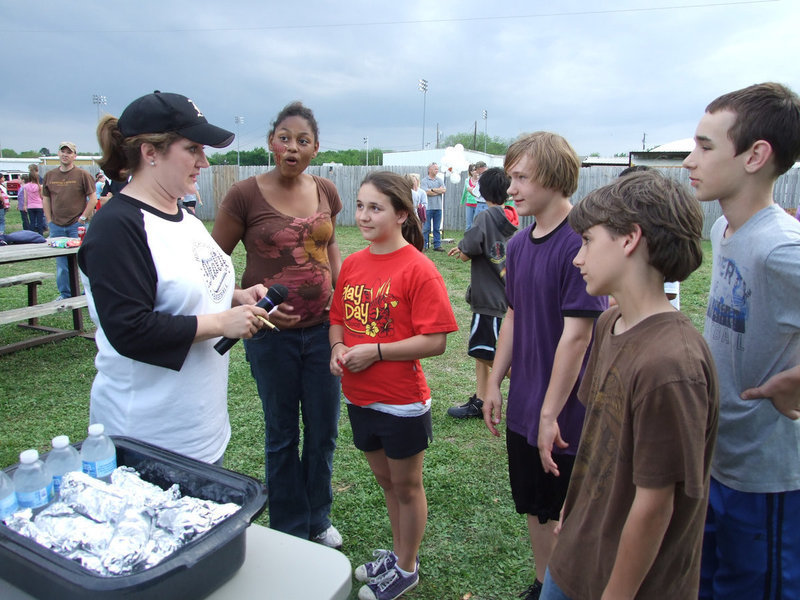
[601,484,675,600]
[740,364,800,420]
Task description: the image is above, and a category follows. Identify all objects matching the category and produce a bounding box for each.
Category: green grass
[0,208,712,600]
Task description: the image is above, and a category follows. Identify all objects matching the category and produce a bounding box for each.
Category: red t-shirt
[330,244,458,406]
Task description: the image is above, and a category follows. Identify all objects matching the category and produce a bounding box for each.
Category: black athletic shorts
[506,427,575,524]
[347,404,433,459]
[468,313,502,361]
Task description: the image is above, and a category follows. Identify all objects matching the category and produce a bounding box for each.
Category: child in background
[543,170,718,600]
[22,172,45,235]
[16,175,30,231]
[447,167,517,418]
[94,172,106,210]
[330,171,457,600]
[405,173,427,225]
[181,182,203,215]
[461,163,479,230]
[483,132,607,600]
[0,180,8,234]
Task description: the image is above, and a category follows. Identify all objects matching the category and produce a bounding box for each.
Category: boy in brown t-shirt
[542,171,719,599]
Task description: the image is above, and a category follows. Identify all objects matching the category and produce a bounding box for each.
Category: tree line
[0,148,51,158]
[207,147,387,167]
[7,131,640,165]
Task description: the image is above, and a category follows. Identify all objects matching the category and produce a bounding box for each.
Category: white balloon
[449,172,461,184]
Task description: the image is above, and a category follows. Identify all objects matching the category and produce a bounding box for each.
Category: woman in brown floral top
[212,101,343,548]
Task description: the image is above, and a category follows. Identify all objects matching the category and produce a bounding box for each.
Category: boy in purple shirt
[484,132,607,599]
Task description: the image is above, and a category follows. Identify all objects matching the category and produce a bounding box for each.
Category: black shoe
[447,395,483,418]
[433,247,445,252]
[519,580,543,600]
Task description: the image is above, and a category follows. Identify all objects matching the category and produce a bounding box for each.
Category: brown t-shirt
[216,175,342,328]
[549,307,719,599]
[43,167,95,226]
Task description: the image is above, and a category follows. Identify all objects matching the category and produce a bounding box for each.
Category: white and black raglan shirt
[78,194,234,463]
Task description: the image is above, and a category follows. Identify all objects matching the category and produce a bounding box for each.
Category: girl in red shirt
[330,172,457,600]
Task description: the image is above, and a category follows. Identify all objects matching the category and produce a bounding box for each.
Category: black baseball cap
[118,91,235,148]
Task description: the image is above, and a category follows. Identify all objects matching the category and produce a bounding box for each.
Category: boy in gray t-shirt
[683,82,800,600]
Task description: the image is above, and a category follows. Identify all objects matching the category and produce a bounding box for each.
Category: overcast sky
[2,0,797,158]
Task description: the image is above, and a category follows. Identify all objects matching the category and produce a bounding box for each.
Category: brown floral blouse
[216,175,342,328]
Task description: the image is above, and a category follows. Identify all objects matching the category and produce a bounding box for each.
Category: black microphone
[214,284,289,355]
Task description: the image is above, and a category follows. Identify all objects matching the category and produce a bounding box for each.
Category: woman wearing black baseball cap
[78,91,269,464]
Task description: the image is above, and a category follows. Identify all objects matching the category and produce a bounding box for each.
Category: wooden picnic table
[0,243,89,355]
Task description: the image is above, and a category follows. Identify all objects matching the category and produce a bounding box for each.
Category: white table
[0,524,353,600]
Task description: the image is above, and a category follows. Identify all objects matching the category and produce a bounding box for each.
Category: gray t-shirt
[421,175,444,211]
[705,204,800,493]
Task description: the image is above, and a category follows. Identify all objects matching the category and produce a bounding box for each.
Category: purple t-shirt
[505,218,607,452]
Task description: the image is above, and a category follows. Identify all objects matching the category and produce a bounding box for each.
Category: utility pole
[482,110,488,153]
[418,79,428,150]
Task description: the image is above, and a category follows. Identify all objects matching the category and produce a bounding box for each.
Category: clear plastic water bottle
[46,435,82,495]
[0,469,19,519]
[81,424,117,481]
[13,449,53,511]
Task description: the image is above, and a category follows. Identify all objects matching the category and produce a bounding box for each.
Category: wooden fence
[44,164,800,239]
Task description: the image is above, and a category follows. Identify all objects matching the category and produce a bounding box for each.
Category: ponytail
[97,115,181,182]
[97,115,129,182]
[402,209,424,251]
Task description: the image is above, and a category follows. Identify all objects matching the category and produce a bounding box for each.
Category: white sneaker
[312,524,343,549]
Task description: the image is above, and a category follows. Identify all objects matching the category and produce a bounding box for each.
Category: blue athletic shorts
[700,476,800,599]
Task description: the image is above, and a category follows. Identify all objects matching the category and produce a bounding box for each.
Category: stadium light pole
[418,79,428,150]
[92,94,107,122]
[363,136,369,166]
[234,116,244,167]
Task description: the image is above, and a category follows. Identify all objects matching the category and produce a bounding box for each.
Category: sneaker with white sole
[358,565,419,600]
[355,549,397,582]
[311,524,343,549]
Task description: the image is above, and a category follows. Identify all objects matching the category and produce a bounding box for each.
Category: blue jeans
[48,221,80,297]
[474,202,488,218]
[465,205,476,231]
[28,208,45,235]
[19,210,30,231]
[0,208,5,234]
[423,208,442,249]
[244,322,341,540]
[541,569,572,600]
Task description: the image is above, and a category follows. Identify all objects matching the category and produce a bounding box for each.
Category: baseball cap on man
[59,141,77,153]
[118,91,234,148]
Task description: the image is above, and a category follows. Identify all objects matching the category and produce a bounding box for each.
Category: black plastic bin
[0,436,267,600]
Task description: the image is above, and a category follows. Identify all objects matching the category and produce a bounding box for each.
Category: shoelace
[373,568,399,591]
[368,549,393,573]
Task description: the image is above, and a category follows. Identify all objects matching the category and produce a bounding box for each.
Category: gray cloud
[2,0,796,157]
